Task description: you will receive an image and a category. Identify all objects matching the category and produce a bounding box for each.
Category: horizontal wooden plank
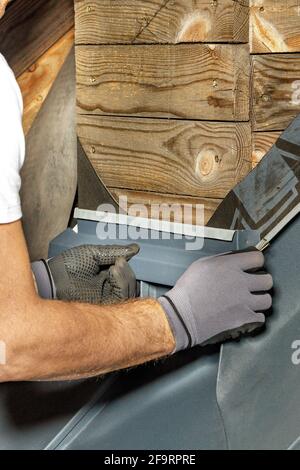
[0,0,74,77]
[250,0,300,53]
[252,54,300,131]
[18,29,74,135]
[75,0,249,45]
[76,44,250,121]
[77,115,252,199]
[252,131,280,168]
[111,189,221,226]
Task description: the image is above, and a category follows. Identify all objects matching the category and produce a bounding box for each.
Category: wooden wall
[18,30,74,135]
[0,0,74,77]
[250,1,300,166]
[75,0,300,224]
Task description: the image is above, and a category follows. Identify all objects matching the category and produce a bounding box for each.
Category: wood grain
[77,115,252,199]
[18,29,74,136]
[111,189,221,226]
[250,0,300,53]
[0,0,74,77]
[76,44,250,121]
[75,0,249,45]
[252,131,280,168]
[252,54,300,131]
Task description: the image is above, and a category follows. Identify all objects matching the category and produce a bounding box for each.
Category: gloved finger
[222,247,259,256]
[250,311,266,326]
[249,293,273,312]
[227,250,265,271]
[244,272,273,292]
[115,257,137,298]
[235,308,266,330]
[109,257,137,299]
[198,247,259,266]
[91,243,140,266]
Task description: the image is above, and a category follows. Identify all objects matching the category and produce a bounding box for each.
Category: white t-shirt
[0,53,25,224]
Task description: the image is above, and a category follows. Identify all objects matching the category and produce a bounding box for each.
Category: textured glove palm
[32,244,139,304]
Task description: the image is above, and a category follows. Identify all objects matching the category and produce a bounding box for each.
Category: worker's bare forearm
[0,296,175,382]
[0,221,174,383]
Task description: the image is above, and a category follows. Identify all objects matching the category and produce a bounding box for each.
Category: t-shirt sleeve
[0,55,25,224]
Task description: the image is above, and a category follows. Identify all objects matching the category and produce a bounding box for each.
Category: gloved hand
[31,244,140,304]
[159,250,273,353]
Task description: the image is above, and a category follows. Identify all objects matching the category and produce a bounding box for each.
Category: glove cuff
[158,295,191,353]
[31,260,56,299]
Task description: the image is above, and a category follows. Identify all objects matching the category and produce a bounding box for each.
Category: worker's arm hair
[0,221,175,382]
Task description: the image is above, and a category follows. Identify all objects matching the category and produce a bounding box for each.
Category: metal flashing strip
[50,221,259,288]
[74,208,236,242]
[256,203,300,251]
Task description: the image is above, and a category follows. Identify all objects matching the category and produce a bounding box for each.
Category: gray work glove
[159,250,273,353]
[31,244,140,304]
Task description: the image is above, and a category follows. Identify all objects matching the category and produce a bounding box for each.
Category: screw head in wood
[28,64,37,73]
[261,93,271,103]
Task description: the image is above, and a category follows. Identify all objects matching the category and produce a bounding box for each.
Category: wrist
[153,298,176,355]
[158,295,191,353]
[31,260,56,299]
